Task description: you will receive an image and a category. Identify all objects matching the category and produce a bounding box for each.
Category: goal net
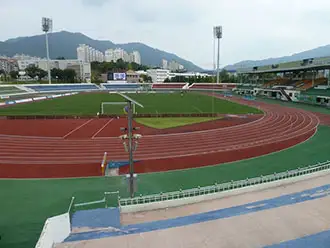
[101,102,136,115]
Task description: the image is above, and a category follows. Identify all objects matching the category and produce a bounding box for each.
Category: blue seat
[102,83,141,91]
[26,84,99,92]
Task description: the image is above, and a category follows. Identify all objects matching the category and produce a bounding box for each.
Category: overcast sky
[1,0,330,69]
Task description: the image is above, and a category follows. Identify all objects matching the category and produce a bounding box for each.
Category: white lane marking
[62,119,94,139]
[91,118,114,139]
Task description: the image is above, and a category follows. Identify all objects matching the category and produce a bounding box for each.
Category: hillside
[0,31,203,71]
[225,44,330,70]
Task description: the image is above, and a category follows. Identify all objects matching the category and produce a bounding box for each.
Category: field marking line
[91,118,114,139]
[62,119,94,139]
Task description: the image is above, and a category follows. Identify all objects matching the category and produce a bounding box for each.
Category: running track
[0,96,320,178]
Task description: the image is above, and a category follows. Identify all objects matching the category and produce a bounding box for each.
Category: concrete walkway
[57,172,330,248]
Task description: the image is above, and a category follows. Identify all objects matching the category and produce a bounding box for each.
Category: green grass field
[1,125,330,248]
[135,117,219,129]
[0,92,262,116]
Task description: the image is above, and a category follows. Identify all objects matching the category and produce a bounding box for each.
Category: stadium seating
[102,83,141,91]
[151,83,186,89]
[25,84,100,92]
[298,78,327,91]
[263,79,291,88]
[189,83,235,90]
[0,86,26,96]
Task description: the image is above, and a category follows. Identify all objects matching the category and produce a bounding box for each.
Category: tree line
[0,65,77,83]
[164,70,239,83]
[91,59,150,83]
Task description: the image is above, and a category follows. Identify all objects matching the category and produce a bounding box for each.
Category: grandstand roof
[239,64,330,74]
[237,56,330,75]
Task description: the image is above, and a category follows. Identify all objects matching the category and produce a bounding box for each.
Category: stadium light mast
[118,93,144,198]
[214,26,223,84]
[42,17,53,84]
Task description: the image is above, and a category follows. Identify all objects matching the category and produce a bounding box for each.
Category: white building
[17,56,91,81]
[147,69,170,83]
[114,48,127,62]
[130,51,141,64]
[77,44,103,63]
[96,51,104,62]
[0,57,18,73]
[105,48,141,64]
[168,60,184,72]
[162,59,168,69]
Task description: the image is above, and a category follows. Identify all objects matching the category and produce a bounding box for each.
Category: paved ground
[57,172,330,248]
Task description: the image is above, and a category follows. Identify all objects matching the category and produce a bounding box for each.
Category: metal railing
[119,161,330,207]
[72,191,120,212]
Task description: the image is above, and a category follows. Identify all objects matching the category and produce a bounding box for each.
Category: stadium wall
[120,167,330,213]
[35,213,70,248]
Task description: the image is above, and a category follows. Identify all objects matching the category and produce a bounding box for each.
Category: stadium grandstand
[235,55,330,105]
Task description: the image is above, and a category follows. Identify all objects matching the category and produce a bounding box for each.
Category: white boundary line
[62,119,93,139]
[91,118,114,139]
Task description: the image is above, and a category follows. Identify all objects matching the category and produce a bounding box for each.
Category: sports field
[1,125,329,248]
[135,117,219,129]
[0,92,262,116]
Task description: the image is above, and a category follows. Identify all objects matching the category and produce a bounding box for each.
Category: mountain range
[225,44,330,70]
[0,31,203,71]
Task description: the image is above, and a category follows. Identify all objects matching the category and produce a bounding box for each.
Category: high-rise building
[105,49,114,62]
[77,44,103,63]
[168,60,184,71]
[162,59,168,69]
[130,51,141,65]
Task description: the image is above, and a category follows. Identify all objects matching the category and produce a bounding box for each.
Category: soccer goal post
[101,102,136,115]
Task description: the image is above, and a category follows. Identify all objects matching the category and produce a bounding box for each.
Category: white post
[45,31,51,84]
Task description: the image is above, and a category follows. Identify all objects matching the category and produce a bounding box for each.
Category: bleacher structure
[236,55,330,105]
[100,83,142,92]
[25,83,100,92]
[151,83,188,90]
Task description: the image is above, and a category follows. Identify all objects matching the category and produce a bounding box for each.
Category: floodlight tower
[42,17,53,84]
[118,93,144,198]
[213,26,223,84]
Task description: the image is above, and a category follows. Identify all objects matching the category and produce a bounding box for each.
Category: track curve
[0,96,319,178]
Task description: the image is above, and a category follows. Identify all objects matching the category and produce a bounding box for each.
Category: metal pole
[213,35,216,73]
[127,100,134,198]
[216,37,220,84]
[45,31,51,84]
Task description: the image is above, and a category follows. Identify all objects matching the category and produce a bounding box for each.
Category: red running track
[0,96,319,178]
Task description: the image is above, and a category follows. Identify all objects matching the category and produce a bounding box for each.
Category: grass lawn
[135,117,219,129]
[1,125,330,248]
[0,92,262,116]
[256,96,330,114]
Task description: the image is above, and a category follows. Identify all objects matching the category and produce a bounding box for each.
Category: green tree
[219,69,230,82]
[9,71,19,80]
[25,65,39,79]
[37,69,48,80]
[63,69,77,82]
[51,68,64,81]
[140,74,152,83]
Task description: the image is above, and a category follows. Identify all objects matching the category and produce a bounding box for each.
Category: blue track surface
[265,229,330,248]
[65,184,330,243]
